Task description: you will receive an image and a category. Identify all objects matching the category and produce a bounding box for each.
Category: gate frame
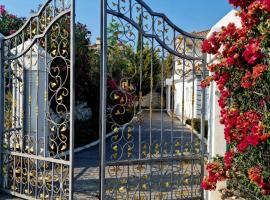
[69,0,76,199]
[0,0,76,199]
[99,0,207,199]
[0,33,4,191]
[99,0,108,199]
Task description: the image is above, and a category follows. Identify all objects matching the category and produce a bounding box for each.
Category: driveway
[73,111,203,199]
[0,111,204,200]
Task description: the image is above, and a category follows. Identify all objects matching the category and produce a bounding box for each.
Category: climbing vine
[201,0,270,198]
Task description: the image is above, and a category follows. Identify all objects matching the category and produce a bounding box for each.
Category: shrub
[0,5,25,36]
[201,0,270,197]
[185,118,208,138]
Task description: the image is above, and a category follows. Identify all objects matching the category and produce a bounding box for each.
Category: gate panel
[100,0,207,199]
[0,0,75,199]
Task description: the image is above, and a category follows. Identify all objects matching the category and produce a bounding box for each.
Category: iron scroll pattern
[0,0,73,199]
[104,0,206,199]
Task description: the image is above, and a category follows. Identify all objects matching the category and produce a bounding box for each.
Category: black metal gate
[0,0,75,199]
[100,0,207,199]
[0,0,207,199]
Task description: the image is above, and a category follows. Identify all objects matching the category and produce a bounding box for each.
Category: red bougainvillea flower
[228,0,253,9]
[200,76,214,88]
[243,39,264,65]
[107,78,118,90]
[201,32,221,54]
[206,162,227,181]
[201,0,270,194]
[9,30,17,35]
[201,176,217,190]
[249,166,270,195]
[226,57,235,65]
[260,182,270,195]
[260,132,270,142]
[248,166,262,185]
[252,64,267,79]
[241,71,253,88]
[237,139,249,152]
[0,5,5,15]
[224,150,234,169]
[260,0,270,12]
[201,40,213,54]
[8,14,16,19]
[246,134,260,147]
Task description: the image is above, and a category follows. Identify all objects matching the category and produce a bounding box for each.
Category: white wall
[207,9,241,200]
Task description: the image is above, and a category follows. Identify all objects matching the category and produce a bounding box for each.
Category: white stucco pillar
[206,10,241,200]
[11,42,50,155]
[207,79,226,200]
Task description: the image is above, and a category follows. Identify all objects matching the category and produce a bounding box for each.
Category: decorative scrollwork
[1,0,73,199]
[105,0,206,199]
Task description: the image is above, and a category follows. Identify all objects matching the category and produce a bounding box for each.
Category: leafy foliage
[0,5,25,36]
[201,0,270,198]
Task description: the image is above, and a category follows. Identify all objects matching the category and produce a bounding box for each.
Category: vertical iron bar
[129,0,132,20]
[138,6,143,161]
[60,164,63,199]
[27,20,33,197]
[0,34,4,188]
[51,163,54,198]
[35,19,40,199]
[190,39,196,199]
[200,53,207,199]
[100,0,108,199]
[69,1,75,199]
[181,37,186,199]
[170,29,176,200]
[53,0,56,17]
[21,37,26,195]
[138,6,143,199]
[13,37,18,195]
[159,20,165,197]
[43,8,48,198]
[7,43,12,191]
[149,16,155,200]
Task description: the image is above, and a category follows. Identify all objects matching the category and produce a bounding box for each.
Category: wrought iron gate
[0,0,75,199]
[0,0,206,199]
[100,0,207,199]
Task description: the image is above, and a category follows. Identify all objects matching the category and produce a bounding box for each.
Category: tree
[0,5,25,36]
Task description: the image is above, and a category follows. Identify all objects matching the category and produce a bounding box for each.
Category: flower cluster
[243,39,264,65]
[0,5,24,36]
[201,161,227,190]
[201,0,270,197]
[248,166,270,195]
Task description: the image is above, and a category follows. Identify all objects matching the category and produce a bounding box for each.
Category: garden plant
[201,0,270,198]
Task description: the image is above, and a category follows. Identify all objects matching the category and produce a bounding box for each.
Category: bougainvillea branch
[201,0,270,197]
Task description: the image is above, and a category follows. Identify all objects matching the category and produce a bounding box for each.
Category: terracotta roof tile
[191,30,210,37]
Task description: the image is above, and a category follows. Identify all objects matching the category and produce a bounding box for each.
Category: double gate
[0,0,75,199]
[0,0,207,199]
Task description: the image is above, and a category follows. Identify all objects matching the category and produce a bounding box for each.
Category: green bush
[185,118,208,138]
[75,119,99,148]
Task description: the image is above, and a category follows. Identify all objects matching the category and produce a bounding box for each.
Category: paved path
[73,111,203,199]
[0,194,22,200]
[0,111,203,199]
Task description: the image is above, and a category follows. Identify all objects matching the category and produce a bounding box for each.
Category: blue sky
[1,0,233,42]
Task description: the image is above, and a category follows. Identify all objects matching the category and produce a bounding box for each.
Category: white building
[165,9,242,200]
[165,30,209,122]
